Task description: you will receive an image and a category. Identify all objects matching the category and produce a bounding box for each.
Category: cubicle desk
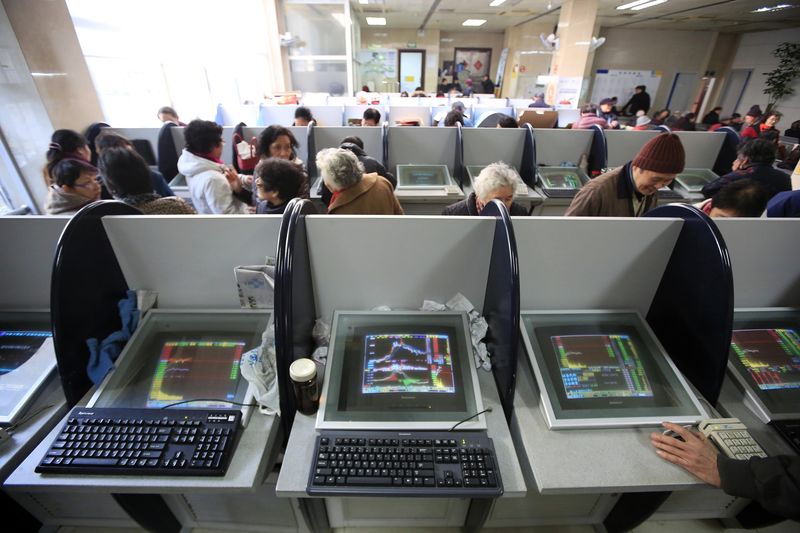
[529,129,594,216]
[670,131,725,203]
[496,216,743,526]
[276,370,526,528]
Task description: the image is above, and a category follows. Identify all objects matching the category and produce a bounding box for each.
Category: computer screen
[146,339,246,408]
[396,165,450,188]
[521,312,705,428]
[90,311,269,410]
[727,310,800,419]
[318,312,485,430]
[675,171,711,192]
[538,168,587,190]
[0,330,49,376]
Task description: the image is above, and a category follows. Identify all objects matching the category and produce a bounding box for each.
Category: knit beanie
[632,133,685,174]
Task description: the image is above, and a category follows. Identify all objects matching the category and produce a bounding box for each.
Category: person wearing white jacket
[177,120,250,214]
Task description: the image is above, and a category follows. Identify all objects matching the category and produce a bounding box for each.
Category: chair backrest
[156,123,180,181]
[518,110,558,129]
[131,139,157,166]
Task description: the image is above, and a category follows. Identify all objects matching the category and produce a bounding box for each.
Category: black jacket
[718,454,800,521]
[621,92,650,115]
[702,111,720,125]
[701,163,791,200]
[441,192,528,216]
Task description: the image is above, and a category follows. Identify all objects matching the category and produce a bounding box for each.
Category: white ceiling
[352,0,800,32]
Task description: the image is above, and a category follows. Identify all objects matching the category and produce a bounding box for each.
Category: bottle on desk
[290,358,320,415]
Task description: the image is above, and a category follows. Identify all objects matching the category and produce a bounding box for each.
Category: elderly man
[701,139,790,201]
[566,133,685,217]
[317,148,403,215]
[597,98,620,129]
[441,162,528,216]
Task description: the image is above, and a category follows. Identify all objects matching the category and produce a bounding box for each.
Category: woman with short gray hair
[317,148,404,215]
[442,161,529,216]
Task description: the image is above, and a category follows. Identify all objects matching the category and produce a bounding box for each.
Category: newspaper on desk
[421,293,491,371]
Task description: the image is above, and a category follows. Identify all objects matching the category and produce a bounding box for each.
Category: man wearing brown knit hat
[566,133,685,217]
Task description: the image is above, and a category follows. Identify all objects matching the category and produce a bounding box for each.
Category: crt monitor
[673,169,717,193]
[726,309,800,422]
[317,311,486,430]
[520,310,707,429]
[396,164,452,188]
[0,312,57,425]
[89,310,269,411]
[537,167,589,190]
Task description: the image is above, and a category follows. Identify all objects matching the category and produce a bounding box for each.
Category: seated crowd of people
[41,102,798,220]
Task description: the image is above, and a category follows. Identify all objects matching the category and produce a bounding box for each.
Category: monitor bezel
[673,168,717,193]
[316,310,487,430]
[0,311,56,426]
[395,164,455,190]
[726,307,800,423]
[536,167,590,191]
[520,309,708,429]
[87,309,271,419]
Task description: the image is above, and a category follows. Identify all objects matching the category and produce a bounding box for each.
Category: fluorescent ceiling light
[631,0,667,10]
[462,19,487,26]
[366,17,386,25]
[489,0,507,6]
[751,4,795,12]
[440,38,455,42]
[31,72,67,77]
[359,0,369,4]
[616,0,651,9]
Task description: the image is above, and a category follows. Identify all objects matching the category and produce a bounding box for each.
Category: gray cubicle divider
[170,126,236,165]
[344,104,387,125]
[308,126,384,178]
[275,214,526,530]
[714,219,800,308]
[531,128,594,167]
[712,126,741,177]
[107,128,160,160]
[461,127,531,185]
[670,131,725,169]
[243,125,311,166]
[214,104,260,126]
[604,130,661,168]
[306,105,344,127]
[386,126,458,175]
[557,109,581,128]
[259,105,298,127]
[386,105,432,126]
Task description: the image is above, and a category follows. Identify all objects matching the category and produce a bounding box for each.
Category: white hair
[316,148,364,191]
[474,162,520,202]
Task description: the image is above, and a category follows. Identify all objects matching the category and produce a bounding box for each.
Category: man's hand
[650,422,722,487]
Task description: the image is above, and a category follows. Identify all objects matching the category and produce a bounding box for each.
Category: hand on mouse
[650,422,721,487]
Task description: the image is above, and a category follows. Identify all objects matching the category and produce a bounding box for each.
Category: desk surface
[512,357,709,495]
[276,370,527,498]
[0,374,67,481]
[5,403,281,493]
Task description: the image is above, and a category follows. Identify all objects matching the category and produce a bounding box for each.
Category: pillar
[545,0,598,107]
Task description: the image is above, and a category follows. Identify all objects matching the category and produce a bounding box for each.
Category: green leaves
[763,42,800,111]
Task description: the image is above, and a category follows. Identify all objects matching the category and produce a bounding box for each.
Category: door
[666,72,698,114]
[399,50,425,94]
[718,69,752,117]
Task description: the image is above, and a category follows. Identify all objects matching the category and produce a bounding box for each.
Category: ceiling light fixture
[630,0,668,10]
[489,0,507,6]
[616,0,652,9]
[751,4,795,12]
[366,17,386,25]
[462,19,487,26]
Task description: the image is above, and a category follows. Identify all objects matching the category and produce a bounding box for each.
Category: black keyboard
[307,430,503,497]
[770,419,800,455]
[541,188,579,199]
[36,407,242,476]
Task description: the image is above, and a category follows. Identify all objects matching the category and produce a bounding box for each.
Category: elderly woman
[441,162,528,216]
[317,148,403,215]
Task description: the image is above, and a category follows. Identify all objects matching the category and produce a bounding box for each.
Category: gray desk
[6,408,280,493]
[276,370,527,499]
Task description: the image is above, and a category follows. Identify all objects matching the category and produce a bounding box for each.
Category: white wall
[729,28,800,122]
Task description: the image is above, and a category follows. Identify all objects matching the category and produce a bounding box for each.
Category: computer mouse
[662,429,685,442]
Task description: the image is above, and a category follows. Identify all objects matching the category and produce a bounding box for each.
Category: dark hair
[95,131,133,154]
[294,106,314,122]
[763,112,781,122]
[258,125,299,159]
[83,122,110,166]
[636,85,646,91]
[363,108,381,124]
[435,91,445,97]
[497,116,519,128]
[581,103,598,115]
[731,113,741,119]
[684,112,696,121]
[158,106,178,117]
[759,129,780,143]
[99,147,152,197]
[443,110,464,127]
[45,129,89,185]
[738,139,777,165]
[713,106,722,112]
[254,158,304,203]
[712,179,769,217]
[184,120,223,154]
[414,86,423,91]
[340,136,364,149]
[51,158,96,188]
